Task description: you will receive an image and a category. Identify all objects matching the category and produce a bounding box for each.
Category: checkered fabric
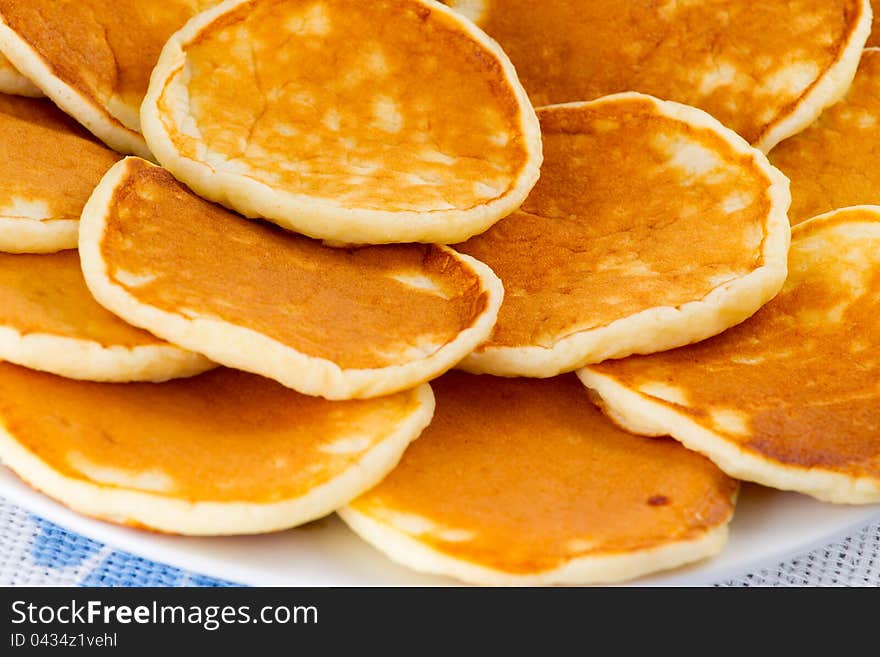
[1,496,877,586]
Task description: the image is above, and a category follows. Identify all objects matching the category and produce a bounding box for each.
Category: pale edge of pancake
[0,14,152,157]
[338,504,731,586]
[577,211,880,506]
[0,53,41,97]
[583,386,666,438]
[0,218,78,253]
[756,0,872,152]
[442,0,487,24]
[578,368,880,504]
[0,383,435,536]
[460,92,792,378]
[140,0,543,245]
[79,157,505,400]
[0,326,215,382]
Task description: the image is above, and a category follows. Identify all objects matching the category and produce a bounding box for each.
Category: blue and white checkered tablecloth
[0,498,231,587]
[1,496,878,587]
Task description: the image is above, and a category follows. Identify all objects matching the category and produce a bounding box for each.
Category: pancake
[442,0,871,152]
[0,250,213,382]
[0,1,219,157]
[0,364,434,535]
[770,48,880,225]
[579,206,880,504]
[0,94,121,254]
[870,1,880,45]
[141,0,542,245]
[340,372,737,585]
[456,95,790,378]
[79,157,503,400]
[0,52,39,96]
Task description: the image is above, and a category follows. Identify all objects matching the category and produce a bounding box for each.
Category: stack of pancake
[0,0,876,586]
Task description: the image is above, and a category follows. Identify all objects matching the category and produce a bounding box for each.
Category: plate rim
[3,470,879,587]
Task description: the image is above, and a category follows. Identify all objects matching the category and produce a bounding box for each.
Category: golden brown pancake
[0,250,212,381]
[456,95,790,377]
[770,48,880,225]
[580,206,880,504]
[340,372,737,585]
[0,364,434,535]
[0,0,220,156]
[870,1,880,45]
[79,157,503,399]
[0,93,121,253]
[442,0,871,151]
[0,51,38,96]
[141,0,542,244]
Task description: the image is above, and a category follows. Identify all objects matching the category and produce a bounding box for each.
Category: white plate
[2,467,878,586]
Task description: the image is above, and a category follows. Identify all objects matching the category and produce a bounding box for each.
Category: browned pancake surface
[0,94,120,222]
[351,373,736,574]
[100,159,489,369]
[158,0,531,213]
[869,1,880,45]
[770,49,880,225]
[0,364,424,502]
[588,209,880,476]
[0,0,216,130]
[457,98,771,350]
[444,0,864,145]
[0,250,163,347]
